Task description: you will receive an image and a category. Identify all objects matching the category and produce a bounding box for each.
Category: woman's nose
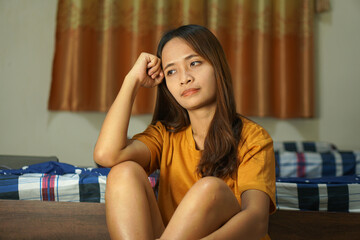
[180,71,194,85]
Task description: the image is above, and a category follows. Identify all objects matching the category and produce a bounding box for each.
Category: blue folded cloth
[0,161,110,176]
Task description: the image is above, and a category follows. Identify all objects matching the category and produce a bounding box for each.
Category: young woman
[94,25,276,240]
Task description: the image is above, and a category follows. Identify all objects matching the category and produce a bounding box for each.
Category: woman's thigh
[161,176,240,239]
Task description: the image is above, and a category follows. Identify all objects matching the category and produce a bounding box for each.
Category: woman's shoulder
[132,121,167,140]
[238,116,272,142]
[142,121,188,136]
[152,120,167,130]
[237,116,274,160]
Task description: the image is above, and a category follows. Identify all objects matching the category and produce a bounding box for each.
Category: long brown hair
[153,25,242,179]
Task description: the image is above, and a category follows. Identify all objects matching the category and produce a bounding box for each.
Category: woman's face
[161,37,217,112]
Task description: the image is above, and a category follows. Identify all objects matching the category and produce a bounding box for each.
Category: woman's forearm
[93,75,140,167]
[202,190,270,240]
[203,208,268,240]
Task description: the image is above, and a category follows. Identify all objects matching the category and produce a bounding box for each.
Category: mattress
[1,142,359,213]
[274,141,360,212]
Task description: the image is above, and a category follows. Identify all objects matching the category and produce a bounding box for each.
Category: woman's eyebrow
[185,54,199,60]
[163,54,200,71]
[163,63,175,72]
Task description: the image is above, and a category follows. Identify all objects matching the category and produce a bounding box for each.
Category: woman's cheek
[166,81,176,96]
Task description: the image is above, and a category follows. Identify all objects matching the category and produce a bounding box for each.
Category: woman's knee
[194,177,240,210]
[107,161,146,185]
[193,176,230,197]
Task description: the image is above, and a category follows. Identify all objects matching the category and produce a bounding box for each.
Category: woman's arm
[202,189,270,240]
[94,53,164,168]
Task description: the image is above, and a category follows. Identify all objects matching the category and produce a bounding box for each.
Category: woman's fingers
[132,52,164,88]
[153,71,164,85]
[149,71,162,83]
[148,59,162,79]
[147,55,159,68]
[154,70,164,81]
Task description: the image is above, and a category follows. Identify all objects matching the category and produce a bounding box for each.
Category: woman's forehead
[161,38,198,63]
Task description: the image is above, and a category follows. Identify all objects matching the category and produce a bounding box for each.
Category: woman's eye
[190,61,201,67]
[167,69,176,76]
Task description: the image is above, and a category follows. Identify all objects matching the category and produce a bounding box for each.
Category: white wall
[0,0,359,167]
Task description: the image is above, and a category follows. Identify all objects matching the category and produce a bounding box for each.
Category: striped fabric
[273,141,337,153]
[276,151,360,178]
[273,142,360,212]
[0,162,158,203]
[276,176,360,212]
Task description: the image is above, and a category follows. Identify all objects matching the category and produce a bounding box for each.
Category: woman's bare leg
[105,161,165,240]
[161,176,241,240]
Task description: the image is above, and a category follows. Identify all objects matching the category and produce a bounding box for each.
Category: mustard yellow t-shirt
[133,117,276,239]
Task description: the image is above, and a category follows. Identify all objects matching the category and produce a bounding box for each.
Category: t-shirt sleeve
[132,121,164,175]
[237,122,276,214]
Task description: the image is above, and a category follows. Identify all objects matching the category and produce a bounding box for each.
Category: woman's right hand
[127,52,164,88]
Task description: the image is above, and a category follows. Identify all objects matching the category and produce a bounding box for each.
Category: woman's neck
[188,106,216,150]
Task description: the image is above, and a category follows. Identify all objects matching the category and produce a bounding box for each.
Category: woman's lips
[181,88,200,97]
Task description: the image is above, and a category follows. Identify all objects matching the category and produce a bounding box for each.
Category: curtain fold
[49,0,320,118]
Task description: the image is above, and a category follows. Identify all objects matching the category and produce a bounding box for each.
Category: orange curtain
[49,0,323,118]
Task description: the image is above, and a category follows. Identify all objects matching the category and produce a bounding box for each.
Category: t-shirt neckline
[185,125,202,153]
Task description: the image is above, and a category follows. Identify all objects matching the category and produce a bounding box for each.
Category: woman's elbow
[93,147,117,168]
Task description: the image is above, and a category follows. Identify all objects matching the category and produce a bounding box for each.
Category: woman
[94,24,276,240]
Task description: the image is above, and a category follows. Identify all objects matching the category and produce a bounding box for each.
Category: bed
[1,141,360,239]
